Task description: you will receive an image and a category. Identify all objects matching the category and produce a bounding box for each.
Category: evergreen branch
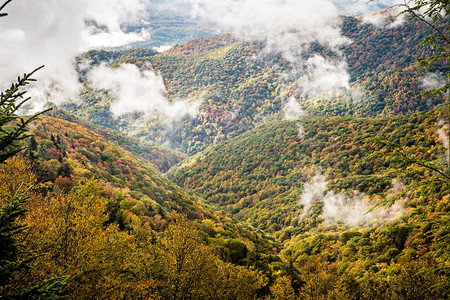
[0,66,48,163]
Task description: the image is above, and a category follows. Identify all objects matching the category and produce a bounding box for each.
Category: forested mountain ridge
[47,109,185,172]
[1,1,448,298]
[166,103,449,299]
[27,113,274,244]
[167,105,448,237]
[64,15,448,155]
[1,112,283,298]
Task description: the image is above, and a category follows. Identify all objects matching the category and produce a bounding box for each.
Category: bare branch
[401,1,450,45]
[0,0,13,17]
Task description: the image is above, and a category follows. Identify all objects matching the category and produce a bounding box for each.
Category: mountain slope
[2,114,279,298]
[27,114,276,254]
[48,109,185,173]
[165,105,449,298]
[65,15,448,155]
[167,106,448,238]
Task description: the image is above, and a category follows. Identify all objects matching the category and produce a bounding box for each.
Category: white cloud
[297,124,305,138]
[359,5,405,28]
[0,0,150,110]
[180,0,349,61]
[283,97,307,121]
[298,55,350,97]
[299,174,326,219]
[153,45,174,53]
[333,0,403,17]
[421,72,447,92]
[281,97,307,138]
[88,63,201,119]
[176,0,353,98]
[299,174,405,227]
[436,119,449,163]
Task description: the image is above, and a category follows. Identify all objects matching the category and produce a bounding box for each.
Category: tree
[0,162,65,299]
[397,0,449,96]
[23,180,132,299]
[0,2,64,297]
[154,215,265,300]
[155,216,219,299]
[0,66,48,163]
[0,187,33,290]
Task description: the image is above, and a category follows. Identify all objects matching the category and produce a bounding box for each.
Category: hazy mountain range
[1,1,448,298]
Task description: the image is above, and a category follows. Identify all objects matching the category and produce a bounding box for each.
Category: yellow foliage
[269,276,296,300]
[0,157,36,202]
[156,215,265,299]
[23,180,135,299]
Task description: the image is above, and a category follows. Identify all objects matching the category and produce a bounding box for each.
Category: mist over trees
[0,0,449,299]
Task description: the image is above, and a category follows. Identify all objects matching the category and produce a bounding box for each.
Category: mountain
[28,113,273,242]
[65,15,447,156]
[166,105,449,298]
[117,3,220,50]
[167,106,448,237]
[119,1,403,50]
[47,109,185,173]
[2,4,449,299]
[0,112,285,296]
[2,111,282,298]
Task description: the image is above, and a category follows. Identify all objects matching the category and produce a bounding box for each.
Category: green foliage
[66,16,448,155]
[398,0,449,96]
[0,186,32,287]
[0,66,50,163]
[168,107,447,236]
[168,106,449,297]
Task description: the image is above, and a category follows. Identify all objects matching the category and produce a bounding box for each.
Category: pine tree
[0,66,48,164]
[0,2,64,297]
[0,186,31,286]
[0,187,65,299]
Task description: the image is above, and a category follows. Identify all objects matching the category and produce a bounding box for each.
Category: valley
[1,1,448,299]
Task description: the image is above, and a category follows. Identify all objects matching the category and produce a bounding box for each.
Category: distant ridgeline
[117,5,220,50]
[65,15,448,155]
[4,8,447,299]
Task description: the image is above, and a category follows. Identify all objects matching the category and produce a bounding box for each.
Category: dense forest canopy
[64,14,448,155]
[0,0,449,299]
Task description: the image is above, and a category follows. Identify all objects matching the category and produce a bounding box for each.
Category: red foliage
[54,175,74,193]
[46,147,60,159]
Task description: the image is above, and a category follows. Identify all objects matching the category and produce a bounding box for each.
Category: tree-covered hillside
[167,106,448,237]
[2,112,281,298]
[47,109,185,172]
[65,16,448,155]
[2,0,448,297]
[167,105,449,298]
[27,114,274,241]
